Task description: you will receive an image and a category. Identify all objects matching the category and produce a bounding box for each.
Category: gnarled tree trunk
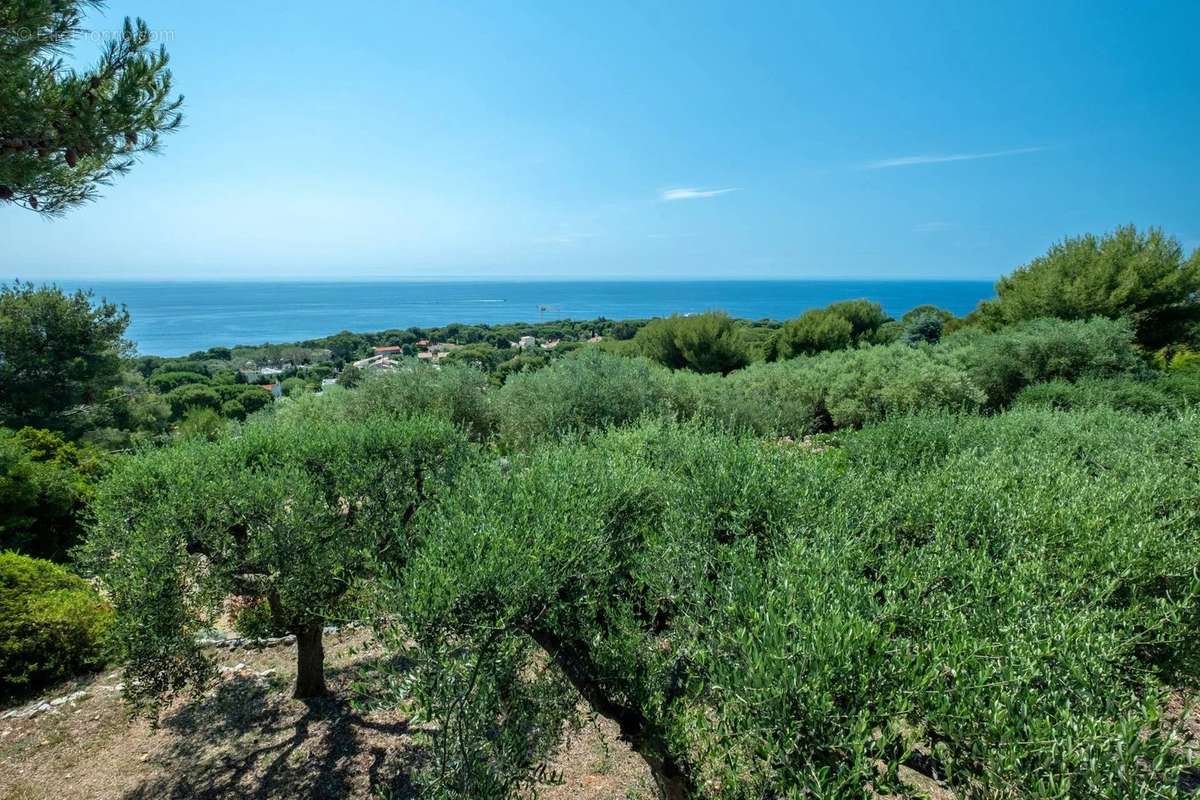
[527,627,697,800]
[293,622,327,699]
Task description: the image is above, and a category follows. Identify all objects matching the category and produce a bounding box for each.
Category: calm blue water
[69,280,996,357]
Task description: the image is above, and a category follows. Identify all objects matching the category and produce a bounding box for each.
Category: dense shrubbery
[495,349,671,448]
[148,370,209,393]
[669,344,982,435]
[1,552,113,701]
[387,410,1200,798]
[327,362,496,442]
[1014,367,1200,415]
[0,427,105,560]
[940,316,1143,409]
[767,299,896,359]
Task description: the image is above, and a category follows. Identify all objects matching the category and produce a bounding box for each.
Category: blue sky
[4,0,1198,281]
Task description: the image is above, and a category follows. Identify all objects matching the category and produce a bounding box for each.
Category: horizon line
[38,275,1001,285]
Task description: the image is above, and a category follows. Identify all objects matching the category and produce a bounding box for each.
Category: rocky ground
[0,629,653,800]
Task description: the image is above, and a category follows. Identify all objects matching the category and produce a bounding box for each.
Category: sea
[65,280,996,357]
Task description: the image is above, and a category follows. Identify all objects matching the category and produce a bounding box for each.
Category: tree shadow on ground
[121,654,424,800]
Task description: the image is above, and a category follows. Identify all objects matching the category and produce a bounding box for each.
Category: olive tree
[385,413,1200,799]
[82,412,468,707]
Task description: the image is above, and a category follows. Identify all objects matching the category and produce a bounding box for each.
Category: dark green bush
[769,300,895,359]
[1156,368,1200,406]
[389,409,1200,798]
[151,360,210,379]
[0,427,104,560]
[280,377,308,397]
[219,399,246,420]
[901,310,946,344]
[1,551,113,701]
[164,383,222,419]
[634,311,749,374]
[232,597,287,639]
[214,384,273,416]
[941,316,1143,409]
[148,370,211,393]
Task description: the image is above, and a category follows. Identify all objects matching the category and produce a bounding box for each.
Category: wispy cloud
[660,187,738,201]
[862,146,1045,170]
[913,221,951,233]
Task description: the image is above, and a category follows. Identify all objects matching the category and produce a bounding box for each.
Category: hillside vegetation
[4,224,1200,798]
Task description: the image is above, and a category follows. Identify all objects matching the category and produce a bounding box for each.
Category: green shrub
[495,349,670,448]
[280,377,308,397]
[941,316,1143,409]
[0,427,104,560]
[214,383,273,416]
[1,552,113,700]
[672,344,984,436]
[164,383,222,419]
[148,370,211,393]
[769,300,895,359]
[323,362,495,442]
[151,360,210,379]
[219,399,246,420]
[336,365,363,388]
[769,307,853,357]
[176,407,226,440]
[1156,368,1200,406]
[389,410,1200,798]
[634,311,749,374]
[901,310,947,344]
[1014,377,1180,414]
[1153,345,1200,372]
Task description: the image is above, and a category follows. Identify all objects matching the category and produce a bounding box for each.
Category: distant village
[224,327,615,400]
[347,334,603,373]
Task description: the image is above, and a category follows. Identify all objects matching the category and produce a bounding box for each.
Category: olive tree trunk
[528,627,697,799]
[293,622,327,699]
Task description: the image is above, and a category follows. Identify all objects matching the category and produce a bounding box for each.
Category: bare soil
[0,630,652,800]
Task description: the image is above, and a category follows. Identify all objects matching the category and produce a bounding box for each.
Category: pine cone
[29,196,39,210]
[125,132,138,147]
[0,187,13,201]
[65,149,79,168]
